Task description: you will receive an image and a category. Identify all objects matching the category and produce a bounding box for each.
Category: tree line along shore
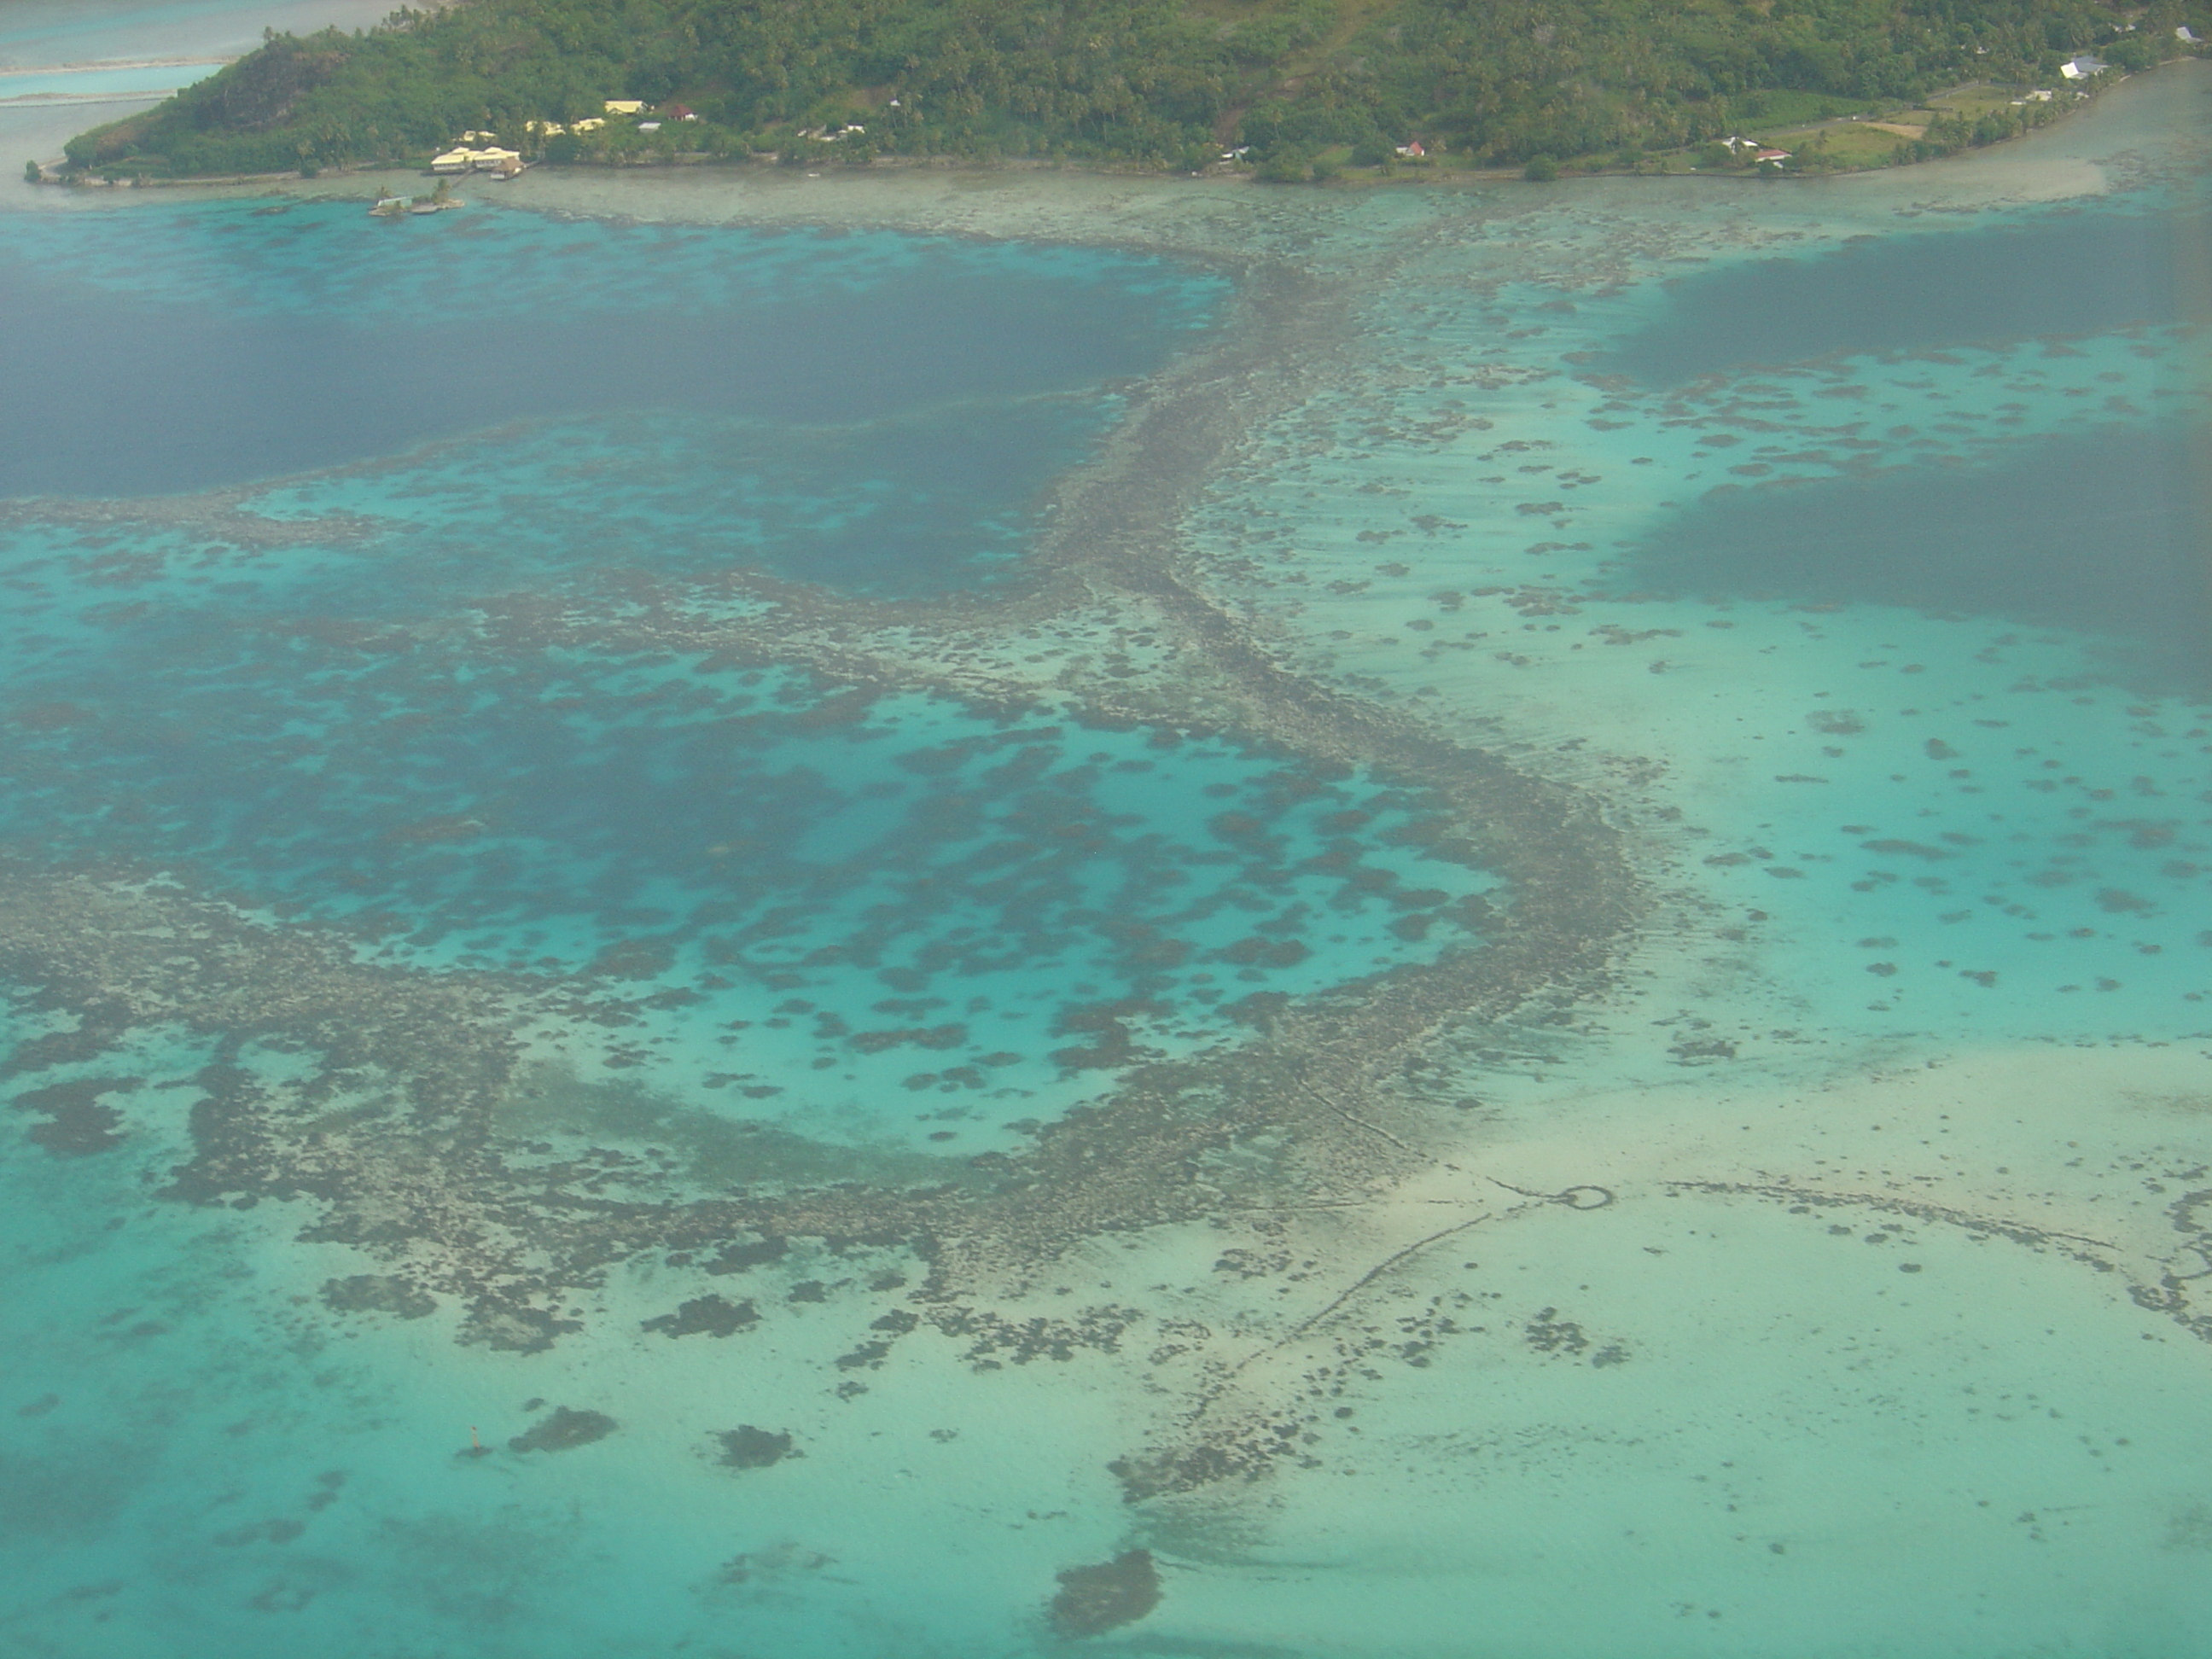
[45,0,2212,186]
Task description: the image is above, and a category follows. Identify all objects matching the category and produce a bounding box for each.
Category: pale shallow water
[0,0,394,204]
[4,27,2212,1659]
[0,0,388,70]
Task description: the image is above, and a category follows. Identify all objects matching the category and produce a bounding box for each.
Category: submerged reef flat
[5,60,2212,1659]
[0,201,1644,1361]
[0,251,1640,1315]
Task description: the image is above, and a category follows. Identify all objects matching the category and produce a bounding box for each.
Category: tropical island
[54,0,2212,184]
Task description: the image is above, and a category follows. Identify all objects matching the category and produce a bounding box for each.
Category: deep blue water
[1598,178,2212,695]
[259,399,1121,597]
[1627,422,2212,692]
[1599,201,2207,386]
[0,199,1215,505]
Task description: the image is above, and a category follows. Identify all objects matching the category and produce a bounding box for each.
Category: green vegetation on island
[59,0,2212,182]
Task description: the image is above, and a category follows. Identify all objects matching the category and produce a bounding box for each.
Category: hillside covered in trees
[62,0,2212,178]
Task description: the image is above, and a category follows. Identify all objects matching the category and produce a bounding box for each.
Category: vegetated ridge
[57,0,2212,181]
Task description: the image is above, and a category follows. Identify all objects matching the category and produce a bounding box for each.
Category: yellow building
[431,147,524,174]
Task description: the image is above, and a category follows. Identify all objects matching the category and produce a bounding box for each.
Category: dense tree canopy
[62,0,2209,177]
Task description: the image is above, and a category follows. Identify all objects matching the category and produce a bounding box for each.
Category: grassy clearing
[1731,87,1888,125]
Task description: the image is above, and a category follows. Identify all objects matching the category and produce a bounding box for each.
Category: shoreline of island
[4,110,2112,196]
[27,46,2201,201]
[0,102,2125,203]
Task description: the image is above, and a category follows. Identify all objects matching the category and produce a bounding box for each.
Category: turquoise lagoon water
[0,197,1493,1160]
[1180,136,2212,1050]
[0,187,1507,1658]
[1150,73,2212,1655]
[0,0,393,70]
[0,62,214,102]
[9,54,2212,1659]
[0,1,397,166]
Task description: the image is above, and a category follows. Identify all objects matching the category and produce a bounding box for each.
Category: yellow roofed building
[431,147,523,174]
